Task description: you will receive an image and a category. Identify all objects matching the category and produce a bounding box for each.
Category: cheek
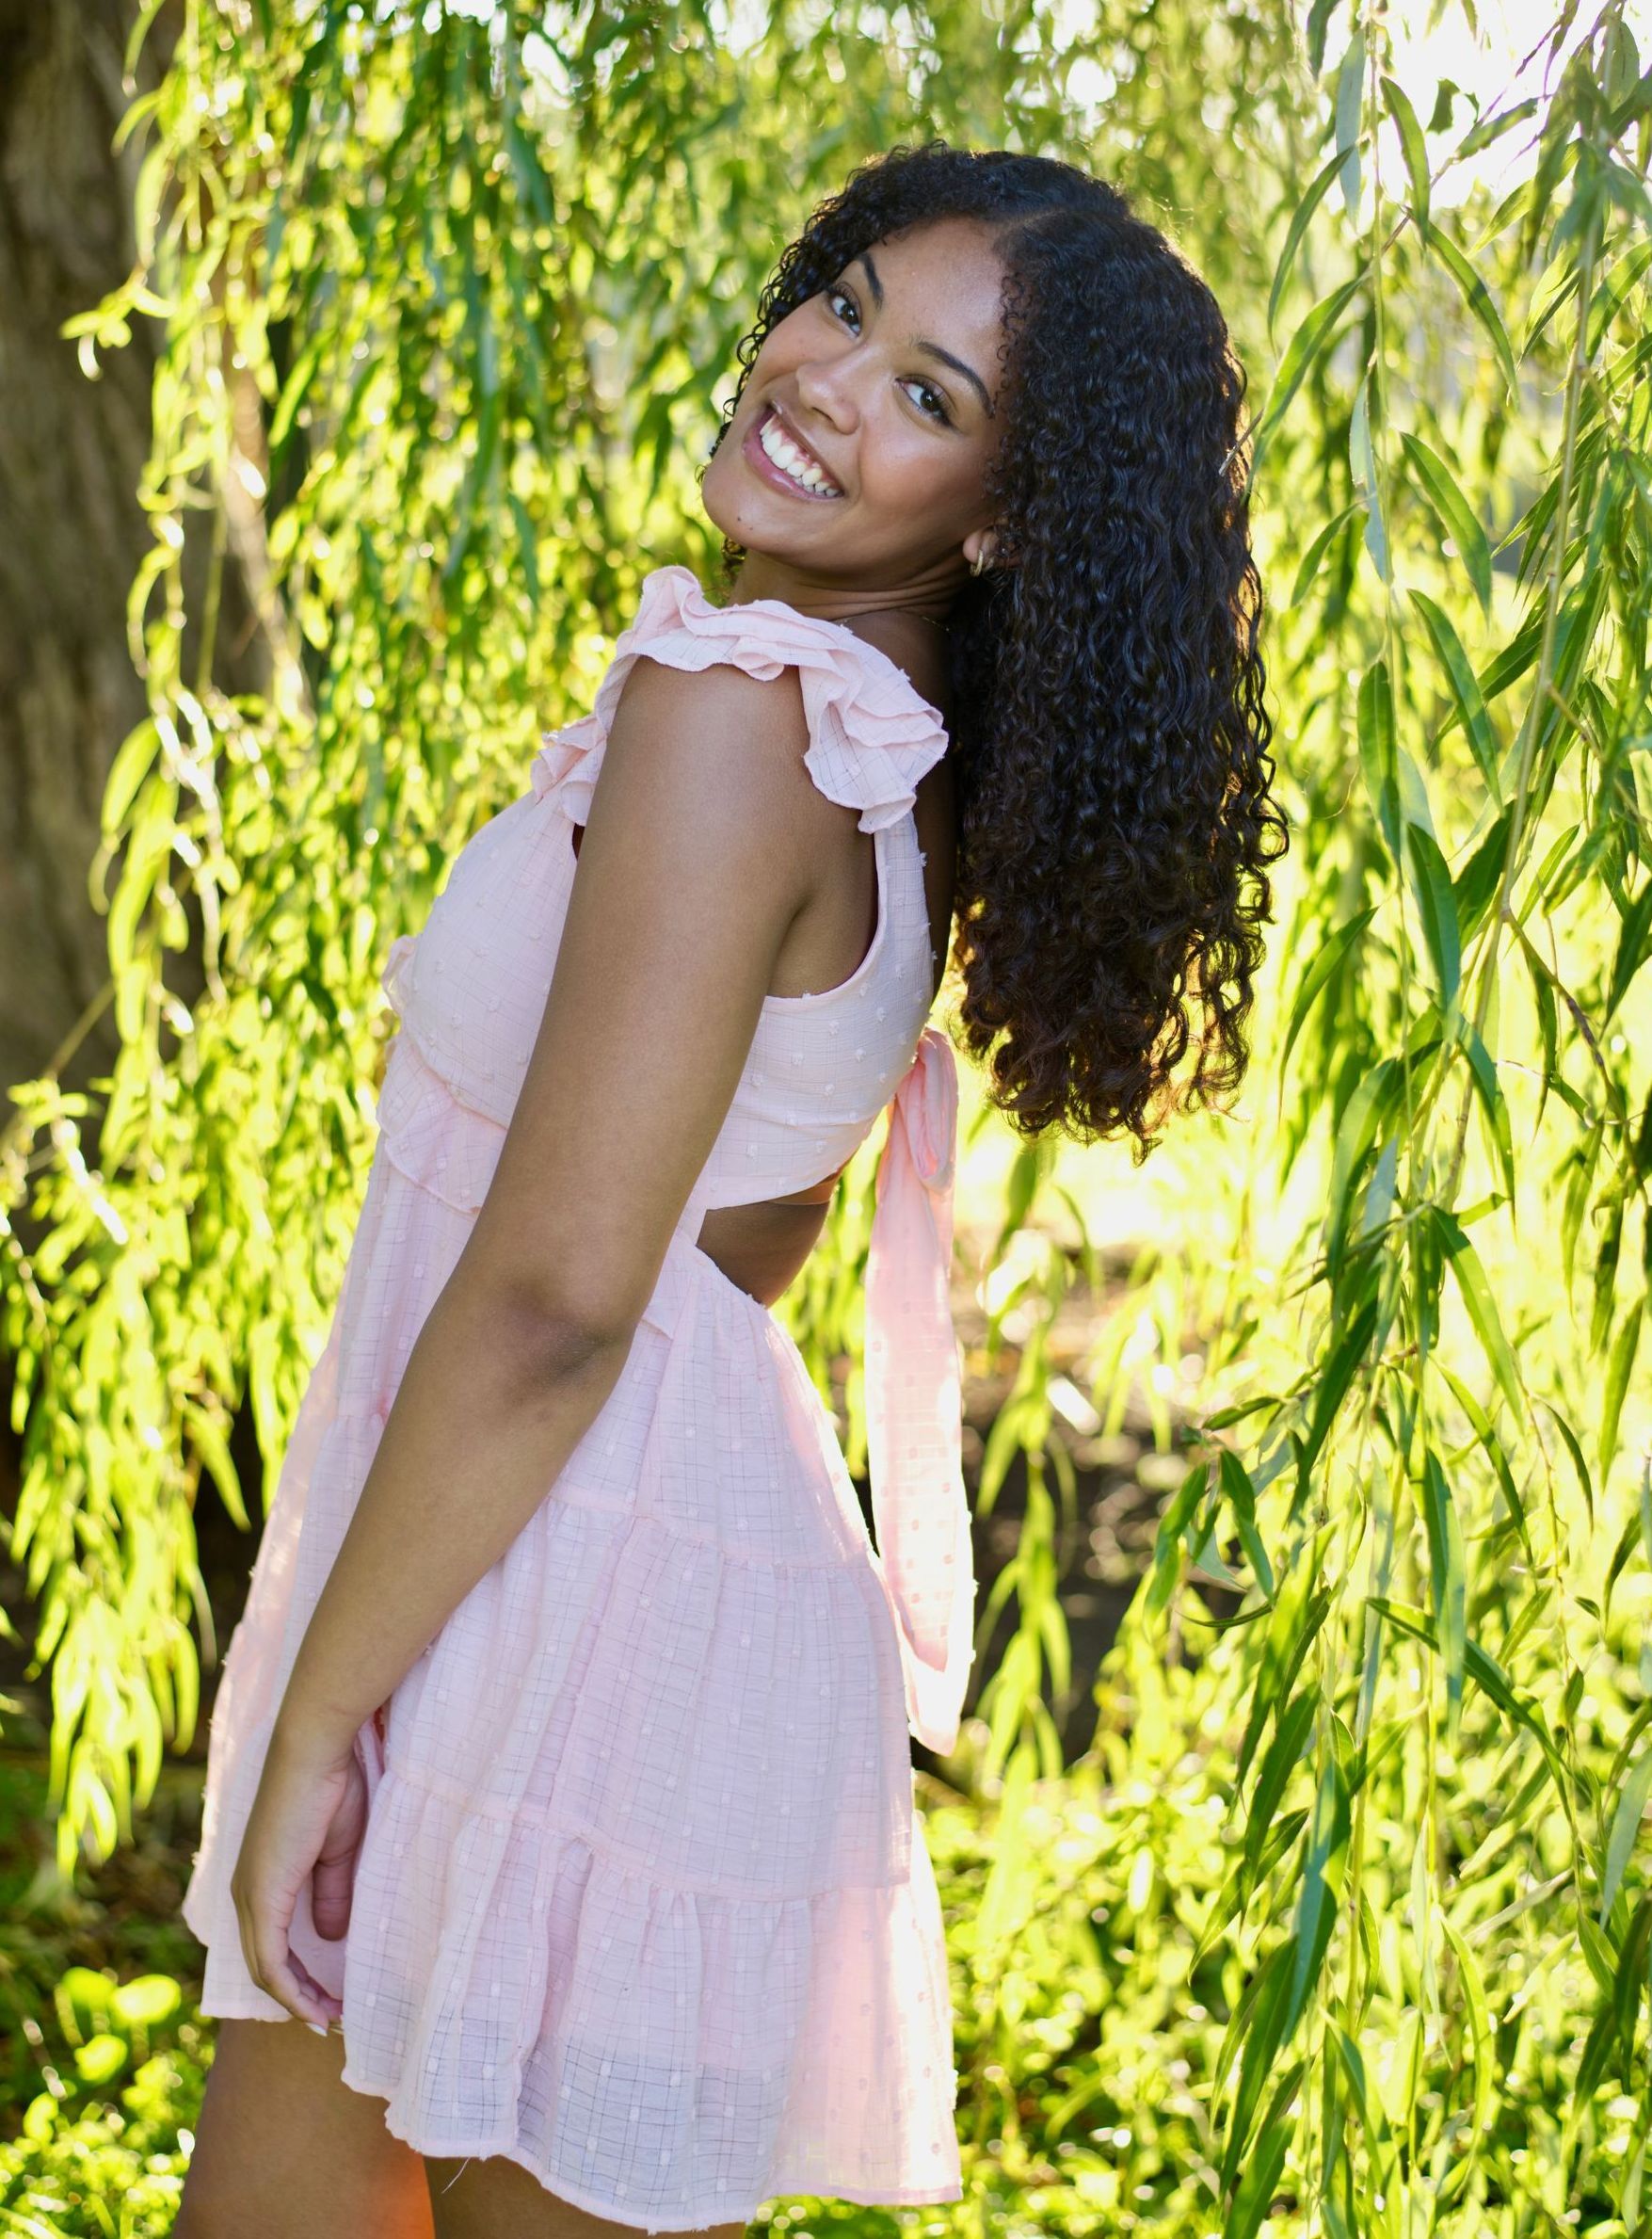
[754,300,830,374]
[861,416,975,518]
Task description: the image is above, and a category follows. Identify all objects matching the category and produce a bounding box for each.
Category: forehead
[837,217,1009,395]
[847,216,1007,317]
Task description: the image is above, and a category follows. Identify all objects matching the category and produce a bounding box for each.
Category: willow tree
[4,1,1651,2233]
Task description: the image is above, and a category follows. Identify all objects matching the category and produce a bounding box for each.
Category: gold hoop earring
[970,545,993,577]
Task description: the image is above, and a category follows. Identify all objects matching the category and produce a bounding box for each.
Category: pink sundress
[181,562,977,2230]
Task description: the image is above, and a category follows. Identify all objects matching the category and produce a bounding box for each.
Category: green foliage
[4,1,1652,2233]
[0,1947,203,2237]
[0,2050,200,2238]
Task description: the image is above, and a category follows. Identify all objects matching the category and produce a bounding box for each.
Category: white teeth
[759,410,840,495]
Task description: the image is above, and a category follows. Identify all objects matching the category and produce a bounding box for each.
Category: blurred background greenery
[2,0,1651,2231]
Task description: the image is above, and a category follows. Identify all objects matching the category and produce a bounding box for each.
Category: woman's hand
[230,1717,369,2029]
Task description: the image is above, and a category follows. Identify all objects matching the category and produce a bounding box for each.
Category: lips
[744,401,844,501]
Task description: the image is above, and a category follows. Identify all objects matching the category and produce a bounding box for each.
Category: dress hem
[188,2006,962,2230]
[337,2051,963,2233]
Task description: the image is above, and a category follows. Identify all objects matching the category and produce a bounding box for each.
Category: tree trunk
[0,0,275,1692]
[0,0,265,1093]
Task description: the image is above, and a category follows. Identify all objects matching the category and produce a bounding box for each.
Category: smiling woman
[175,138,1278,2239]
[706,215,1014,638]
[705,145,1285,1151]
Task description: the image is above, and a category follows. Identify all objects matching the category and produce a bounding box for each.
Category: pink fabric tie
[864,1024,976,1756]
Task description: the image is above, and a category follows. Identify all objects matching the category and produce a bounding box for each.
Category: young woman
[176,141,1284,2238]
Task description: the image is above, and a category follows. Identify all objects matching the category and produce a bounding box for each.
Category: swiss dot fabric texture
[181,563,976,2230]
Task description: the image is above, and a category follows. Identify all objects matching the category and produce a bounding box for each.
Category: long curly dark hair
[703,140,1288,1158]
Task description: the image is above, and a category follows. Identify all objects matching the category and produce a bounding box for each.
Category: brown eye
[904,379,953,426]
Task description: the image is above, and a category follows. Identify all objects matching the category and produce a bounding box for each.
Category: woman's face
[702,215,1011,603]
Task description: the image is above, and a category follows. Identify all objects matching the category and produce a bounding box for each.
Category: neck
[725,557,959,631]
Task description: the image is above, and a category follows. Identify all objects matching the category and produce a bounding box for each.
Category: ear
[967,528,1019,573]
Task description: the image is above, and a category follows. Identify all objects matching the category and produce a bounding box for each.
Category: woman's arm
[233,653,831,2019]
[281,654,826,1743]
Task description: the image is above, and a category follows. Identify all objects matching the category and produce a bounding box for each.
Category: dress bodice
[379,565,946,1214]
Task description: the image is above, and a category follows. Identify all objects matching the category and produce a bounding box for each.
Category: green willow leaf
[1289,500,1362,606]
[1268,144,1347,335]
[1350,371,1389,581]
[1227,2060,1305,2239]
[1193,1812,1310,1973]
[1462,1023,1516,1209]
[1441,1915,1496,2143]
[1239,1561,1332,1787]
[1146,1458,1209,1620]
[1356,655,1399,859]
[1599,1296,1644,1483]
[1287,1750,1351,2029]
[1220,1938,1297,2198]
[1372,1598,1572,1802]
[101,717,163,840]
[268,334,323,463]
[1329,2022,1389,2147]
[1333,26,1366,217]
[1307,0,1341,74]
[1416,211,1521,397]
[1400,438,1493,616]
[1456,92,1542,163]
[1410,588,1503,791]
[1403,821,1462,1011]
[1381,72,1431,226]
[1606,877,1652,1023]
[1435,1209,1524,1419]
[1242,1683,1321,1903]
[1453,805,1515,936]
[1420,1449,1468,1732]
[1253,270,1367,459]
[1327,1059,1406,1278]
[1600,1748,1652,1923]
[1279,904,1376,1082]
[1612,1897,1652,2064]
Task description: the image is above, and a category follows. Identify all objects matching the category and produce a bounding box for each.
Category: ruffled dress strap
[864,1023,976,1755]
[529,563,949,830]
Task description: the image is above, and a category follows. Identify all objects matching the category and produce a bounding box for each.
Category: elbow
[455,1212,656,1370]
[462,1264,645,1382]
[490,1291,640,1383]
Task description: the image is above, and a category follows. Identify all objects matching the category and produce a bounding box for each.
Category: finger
[288,1947,345,2027]
[258,1934,340,2030]
[241,1893,339,2029]
[311,1850,356,1942]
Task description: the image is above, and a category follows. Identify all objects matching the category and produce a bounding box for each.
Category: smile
[744,404,844,500]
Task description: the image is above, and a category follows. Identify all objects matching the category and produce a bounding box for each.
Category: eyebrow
[854,250,996,418]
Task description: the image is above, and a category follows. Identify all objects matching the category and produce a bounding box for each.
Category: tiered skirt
[181,1030,962,2230]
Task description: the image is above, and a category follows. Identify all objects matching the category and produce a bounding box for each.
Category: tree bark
[0,0,263,1094]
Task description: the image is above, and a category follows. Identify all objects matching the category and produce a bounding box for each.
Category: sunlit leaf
[1600,1748,1652,1923]
[1435,1210,1524,1419]
[1416,210,1521,396]
[1382,71,1431,227]
[1403,821,1462,1010]
[1401,441,1493,617]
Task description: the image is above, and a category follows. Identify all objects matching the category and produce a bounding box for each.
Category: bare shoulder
[613,649,811,796]
[604,648,854,854]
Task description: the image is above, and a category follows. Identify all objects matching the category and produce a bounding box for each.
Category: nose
[793,351,858,431]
